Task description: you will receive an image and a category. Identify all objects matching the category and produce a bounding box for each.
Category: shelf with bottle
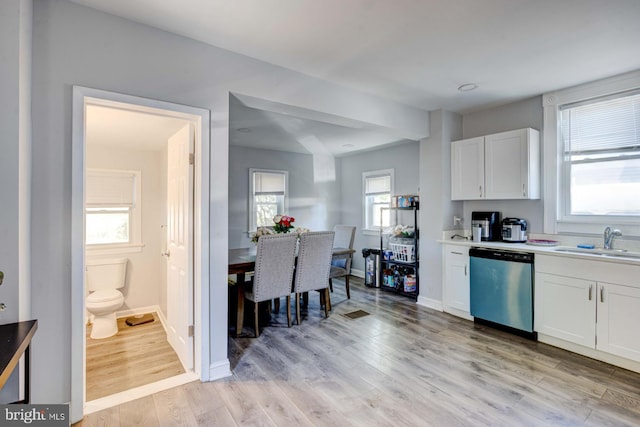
[379,200,419,299]
[381,264,417,295]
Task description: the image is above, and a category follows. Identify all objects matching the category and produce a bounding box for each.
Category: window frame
[248,168,289,233]
[543,70,640,236]
[362,168,394,235]
[85,168,143,255]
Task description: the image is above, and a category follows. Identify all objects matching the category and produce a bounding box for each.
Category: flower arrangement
[272,214,295,234]
[251,215,302,243]
[251,226,275,243]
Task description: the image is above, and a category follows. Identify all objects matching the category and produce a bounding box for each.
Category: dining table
[228,246,355,337]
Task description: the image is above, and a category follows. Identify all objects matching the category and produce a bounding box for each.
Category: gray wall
[229,146,341,248]
[461,96,544,233]
[419,110,462,305]
[340,141,420,272]
[0,0,32,404]
[28,0,428,409]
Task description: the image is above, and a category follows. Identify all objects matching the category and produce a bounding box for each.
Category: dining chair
[244,233,298,337]
[329,225,356,299]
[293,231,335,325]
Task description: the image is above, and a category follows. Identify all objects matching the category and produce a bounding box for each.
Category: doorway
[71,87,211,419]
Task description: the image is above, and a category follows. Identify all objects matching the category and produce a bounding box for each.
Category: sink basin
[553,247,640,260]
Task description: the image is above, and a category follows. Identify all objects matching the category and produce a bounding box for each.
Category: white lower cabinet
[443,245,471,320]
[535,254,640,366]
[597,282,640,362]
[535,273,595,348]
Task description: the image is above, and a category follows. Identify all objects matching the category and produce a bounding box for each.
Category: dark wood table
[229,247,355,337]
[0,319,38,403]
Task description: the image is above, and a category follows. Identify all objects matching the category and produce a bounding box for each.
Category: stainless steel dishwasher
[469,247,535,336]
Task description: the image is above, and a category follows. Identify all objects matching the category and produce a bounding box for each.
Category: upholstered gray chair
[244,233,297,337]
[293,231,335,325]
[329,225,356,299]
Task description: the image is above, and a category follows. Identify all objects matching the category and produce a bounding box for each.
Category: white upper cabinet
[451,137,484,200]
[451,128,540,200]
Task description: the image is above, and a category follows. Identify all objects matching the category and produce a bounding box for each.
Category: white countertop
[439,238,640,266]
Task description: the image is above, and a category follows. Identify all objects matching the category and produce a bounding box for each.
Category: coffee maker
[471,211,501,241]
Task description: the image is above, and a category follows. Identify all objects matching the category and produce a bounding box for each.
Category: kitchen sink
[553,247,640,260]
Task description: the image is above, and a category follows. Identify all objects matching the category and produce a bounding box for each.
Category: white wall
[229,146,341,248]
[0,0,32,404]
[86,146,166,312]
[339,141,420,273]
[461,96,544,232]
[29,0,429,407]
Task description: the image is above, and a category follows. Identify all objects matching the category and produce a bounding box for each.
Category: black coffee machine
[471,211,501,241]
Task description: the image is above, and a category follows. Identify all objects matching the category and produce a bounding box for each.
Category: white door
[597,282,640,362]
[484,129,527,199]
[535,272,596,348]
[443,246,472,319]
[166,123,194,371]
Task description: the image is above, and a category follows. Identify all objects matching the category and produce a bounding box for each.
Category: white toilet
[86,258,128,339]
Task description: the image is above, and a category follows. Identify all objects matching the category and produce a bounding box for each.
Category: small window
[249,169,288,231]
[363,169,394,232]
[85,169,141,247]
[560,91,640,218]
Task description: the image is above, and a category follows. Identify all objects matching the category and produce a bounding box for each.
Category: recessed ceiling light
[342,143,355,148]
[457,83,479,92]
[236,127,251,133]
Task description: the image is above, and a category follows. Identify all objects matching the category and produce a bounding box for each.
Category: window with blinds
[249,169,288,231]
[560,90,640,217]
[363,169,394,231]
[85,169,140,245]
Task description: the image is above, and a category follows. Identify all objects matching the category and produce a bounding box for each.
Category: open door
[165,123,194,370]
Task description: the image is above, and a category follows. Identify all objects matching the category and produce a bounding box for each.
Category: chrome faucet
[603,226,622,250]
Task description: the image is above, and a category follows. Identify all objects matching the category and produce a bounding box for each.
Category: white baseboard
[209,359,232,381]
[538,334,640,374]
[350,269,365,279]
[417,296,443,311]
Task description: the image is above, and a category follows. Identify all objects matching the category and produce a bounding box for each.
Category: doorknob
[161,250,171,258]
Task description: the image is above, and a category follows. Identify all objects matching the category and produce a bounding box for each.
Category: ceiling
[72,0,640,154]
[86,104,190,151]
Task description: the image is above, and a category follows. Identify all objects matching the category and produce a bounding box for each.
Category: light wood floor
[86,312,185,401]
[78,278,640,426]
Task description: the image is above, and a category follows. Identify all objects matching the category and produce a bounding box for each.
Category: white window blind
[560,90,640,217]
[365,175,391,195]
[86,170,137,207]
[561,90,640,154]
[253,171,286,195]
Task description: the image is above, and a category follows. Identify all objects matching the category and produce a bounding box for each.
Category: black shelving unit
[379,202,419,299]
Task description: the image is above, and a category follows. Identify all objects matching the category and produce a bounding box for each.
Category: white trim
[209,359,232,381]
[71,86,211,424]
[362,168,394,233]
[538,333,640,374]
[416,296,443,311]
[543,70,640,236]
[84,372,199,415]
[350,268,365,279]
[248,168,288,232]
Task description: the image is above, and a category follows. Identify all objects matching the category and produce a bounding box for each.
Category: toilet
[86,258,128,339]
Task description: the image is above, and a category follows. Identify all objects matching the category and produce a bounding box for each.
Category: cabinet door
[597,282,640,362]
[443,246,471,319]
[451,137,484,200]
[535,272,596,347]
[485,129,530,199]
